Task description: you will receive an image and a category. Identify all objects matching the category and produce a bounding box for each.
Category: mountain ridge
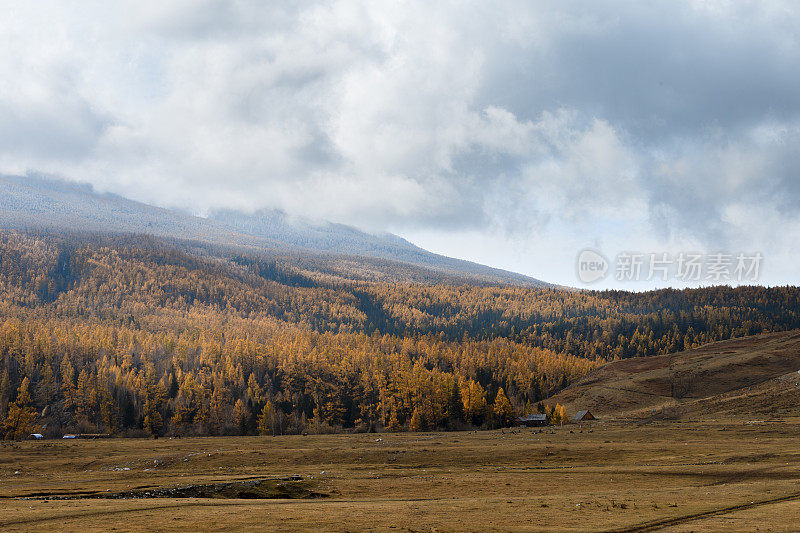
[0,174,547,287]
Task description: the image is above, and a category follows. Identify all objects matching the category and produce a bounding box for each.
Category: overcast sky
[1,1,799,288]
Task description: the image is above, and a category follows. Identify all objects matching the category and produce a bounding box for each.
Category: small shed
[515,414,548,427]
[572,410,596,422]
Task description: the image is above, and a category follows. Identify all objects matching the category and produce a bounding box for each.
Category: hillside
[0,229,798,438]
[547,330,800,420]
[0,174,545,287]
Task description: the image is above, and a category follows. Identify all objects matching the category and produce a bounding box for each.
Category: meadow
[2,419,800,532]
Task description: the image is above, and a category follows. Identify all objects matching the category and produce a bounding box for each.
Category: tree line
[1,231,798,438]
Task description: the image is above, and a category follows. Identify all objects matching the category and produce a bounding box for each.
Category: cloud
[0,1,798,284]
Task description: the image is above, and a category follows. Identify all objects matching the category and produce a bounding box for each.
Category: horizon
[2,172,790,291]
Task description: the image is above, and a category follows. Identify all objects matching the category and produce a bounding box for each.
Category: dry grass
[549,330,800,419]
[2,420,800,531]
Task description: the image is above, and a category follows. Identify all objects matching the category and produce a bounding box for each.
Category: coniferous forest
[1,230,798,439]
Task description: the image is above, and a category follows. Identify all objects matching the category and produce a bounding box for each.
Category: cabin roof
[516,414,547,421]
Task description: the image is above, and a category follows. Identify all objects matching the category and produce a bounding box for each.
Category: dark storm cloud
[479,2,800,141]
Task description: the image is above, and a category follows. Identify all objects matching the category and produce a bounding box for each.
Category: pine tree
[0,370,10,415]
[462,380,486,426]
[547,403,567,426]
[447,381,464,423]
[168,373,179,399]
[75,369,95,423]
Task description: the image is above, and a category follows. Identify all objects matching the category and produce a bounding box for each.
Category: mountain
[211,208,441,265]
[546,330,800,420]
[0,174,546,286]
[0,174,273,248]
[1,224,798,437]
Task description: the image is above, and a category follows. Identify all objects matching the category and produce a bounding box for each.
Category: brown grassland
[550,330,800,420]
[2,419,800,532]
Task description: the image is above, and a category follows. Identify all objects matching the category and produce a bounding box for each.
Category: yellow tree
[60,355,77,413]
[208,387,228,435]
[548,403,567,426]
[233,399,249,435]
[3,378,37,440]
[461,379,486,425]
[492,387,514,427]
[556,404,567,425]
[246,373,263,404]
[75,369,97,424]
[257,401,277,436]
[141,364,166,436]
[98,384,116,433]
[409,407,424,432]
[143,409,163,436]
[37,364,56,406]
[387,406,402,432]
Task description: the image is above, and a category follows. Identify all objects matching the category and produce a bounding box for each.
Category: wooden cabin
[514,414,548,427]
[572,410,596,422]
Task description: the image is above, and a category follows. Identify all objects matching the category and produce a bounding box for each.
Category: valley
[3,330,800,531]
[2,419,800,531]
[1,177,799,531]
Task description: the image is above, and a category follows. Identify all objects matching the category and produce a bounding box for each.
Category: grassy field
[2,420,800,531]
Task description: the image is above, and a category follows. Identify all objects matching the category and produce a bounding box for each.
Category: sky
[1,1,799,288]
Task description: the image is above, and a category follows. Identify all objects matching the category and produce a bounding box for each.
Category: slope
[547,330,800,420]
[0,174,546,287]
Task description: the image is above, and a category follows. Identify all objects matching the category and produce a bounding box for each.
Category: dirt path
[607,490,800,532]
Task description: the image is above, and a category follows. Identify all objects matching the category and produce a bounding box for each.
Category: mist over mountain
[210,208,426,259]
[0,174,546,286]
[0,174,264,247]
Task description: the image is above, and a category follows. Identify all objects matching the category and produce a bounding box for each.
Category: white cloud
[0,0,799,285]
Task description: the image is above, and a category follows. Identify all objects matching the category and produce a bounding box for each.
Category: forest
[1,230,799,438]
